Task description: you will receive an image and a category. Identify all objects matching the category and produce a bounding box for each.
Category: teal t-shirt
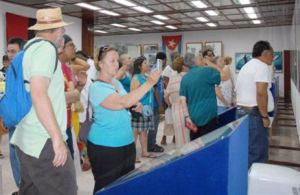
[133,74,154,106]
[88,79,134,147]
[120,75,131,93]
[180,66,221,126]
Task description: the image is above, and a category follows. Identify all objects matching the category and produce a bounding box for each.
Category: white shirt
[162,65,176,78]
[79,58,98,122]
[236,58,270,107]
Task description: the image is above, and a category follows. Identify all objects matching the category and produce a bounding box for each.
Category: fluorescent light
[128,27,142,31]
[113,0,136,7]
[76,3,100,11]
[111,23,127,28]
[191,1,208,8]
[247,13,257,19]
[95,30,107,34]
[239,0,251,4]
[132,6,153,13]
[165,25,177,29]
[252,20,261,24]
[150,20,165,25]
[205,10,218,16]
[244,7,255,14]
[206,23,217,27]
[196,17,209,22]
[99,10,120,16]
[153,15,169,20]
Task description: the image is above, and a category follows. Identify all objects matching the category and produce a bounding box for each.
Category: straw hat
[28,7,71,31]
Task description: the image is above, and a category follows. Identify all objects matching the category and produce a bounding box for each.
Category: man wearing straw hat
[10,7,77,195]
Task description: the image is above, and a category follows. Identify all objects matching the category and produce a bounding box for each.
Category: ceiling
[3,0,295,36]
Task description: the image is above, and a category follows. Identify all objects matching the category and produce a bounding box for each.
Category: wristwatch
[261,116,269,119]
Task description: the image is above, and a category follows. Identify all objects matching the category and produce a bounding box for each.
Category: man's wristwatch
[261,116,269,119]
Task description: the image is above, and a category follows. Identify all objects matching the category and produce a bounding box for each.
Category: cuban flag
[6,12,36,44]
[162,35,182,65]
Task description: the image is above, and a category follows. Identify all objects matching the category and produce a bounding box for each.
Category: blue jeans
[237,107,268,169]
[148,107,160,150]
[9,128,21,187]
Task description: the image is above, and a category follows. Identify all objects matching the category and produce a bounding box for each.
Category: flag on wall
[6,13,36,44]
[162,35,182,65]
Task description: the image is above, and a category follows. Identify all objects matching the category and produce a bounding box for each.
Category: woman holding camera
[87,47,161,193]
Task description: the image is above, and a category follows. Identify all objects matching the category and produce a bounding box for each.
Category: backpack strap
[24,39,58,74]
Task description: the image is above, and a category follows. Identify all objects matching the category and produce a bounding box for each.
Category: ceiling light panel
[243,7,255,14]
[95,30,108,34]
[128,27,142,31]
[206,22,217,27]
[247,13,257,19]
[153,15,169,20]
[132,6,153,13]
[191,1,208,8]
[150,20,165,25]
[252,20,261,24]
[205,10,219,16]
[196,17,209,22]
[111,23,127,28]
[99,10,120,16]
[239,0,251,5]
[166,25,177,29]
[76,3,100,11]
[112,0,136,7]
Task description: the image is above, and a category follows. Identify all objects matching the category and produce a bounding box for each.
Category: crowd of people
[0,7,274,195]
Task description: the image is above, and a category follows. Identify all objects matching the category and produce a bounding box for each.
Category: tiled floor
[268,98,300,172]
[1,99,300,194]
[0,121,174,195]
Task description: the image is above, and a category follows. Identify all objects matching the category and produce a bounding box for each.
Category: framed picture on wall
[186,42,203,57]
[204,41,223,57]
[127,44,142,60]
[235,51,283,73]
[143,44,159,65]
[273,51,283,73]
[235,52,252,72]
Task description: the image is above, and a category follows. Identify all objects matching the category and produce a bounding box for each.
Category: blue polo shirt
[88,79,134,147]
[180,66,220,126]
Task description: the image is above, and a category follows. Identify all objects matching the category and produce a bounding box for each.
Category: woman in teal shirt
[131,56,156,161]
[88,46,161,194]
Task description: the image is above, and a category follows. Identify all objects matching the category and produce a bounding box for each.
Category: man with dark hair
[148,52,168,152]
[7,37,26,61]
[202,49,215,62]
[236,40,273,168]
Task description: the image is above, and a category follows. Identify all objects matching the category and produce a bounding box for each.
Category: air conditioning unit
[248,163,300,195]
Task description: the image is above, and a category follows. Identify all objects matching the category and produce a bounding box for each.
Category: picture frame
[127,44,142,60]
[235,51,283,72]
[186,42,203,57]
[204,41,223,57]
[143,44,159,65]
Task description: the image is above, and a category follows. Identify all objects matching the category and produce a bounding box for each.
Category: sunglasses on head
[98,45,109,61]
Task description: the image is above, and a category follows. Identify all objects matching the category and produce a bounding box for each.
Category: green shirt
[10,38,67,158]
[180,66,220,126]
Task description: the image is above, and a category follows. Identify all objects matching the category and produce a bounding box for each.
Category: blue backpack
[0,39,58,129]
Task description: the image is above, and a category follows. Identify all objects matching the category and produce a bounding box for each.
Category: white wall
[291,0,300,140]
[0,1,82,65]
[96,25,292,97]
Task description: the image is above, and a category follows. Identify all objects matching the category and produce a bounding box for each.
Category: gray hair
[184,52,195,67]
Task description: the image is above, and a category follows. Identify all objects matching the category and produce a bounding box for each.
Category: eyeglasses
[98,46,109,61]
